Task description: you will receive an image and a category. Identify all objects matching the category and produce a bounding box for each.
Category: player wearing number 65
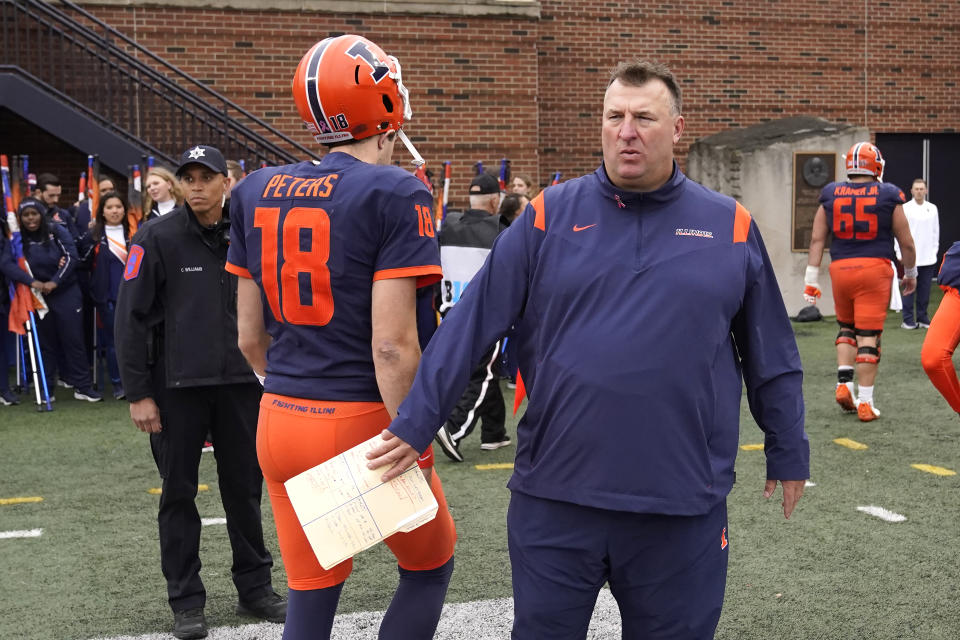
[115,144,286,640]
[227,35,457,640]
[805,141,916,423]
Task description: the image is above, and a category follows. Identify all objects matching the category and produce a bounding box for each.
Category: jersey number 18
[254,206,334,326]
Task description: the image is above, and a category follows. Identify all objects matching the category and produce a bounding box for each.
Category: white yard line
[201,517,227,526]
[856,505,906,523]
[0,528,43,539]
[90,590,621,640]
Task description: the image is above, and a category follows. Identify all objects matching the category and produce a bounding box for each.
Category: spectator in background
[73,175,117,232]
[433,172,512,462]
[897,178,939,330]
[510,173,534,198]
[81,191,131,400]
[36,173,80,239]
[0,215,45,406]
[16,197,102,402]
[226,160,244,191]
[71,174,117,383]
[143,167,183,220]
[496,193,529,388]
[497,192,528,227]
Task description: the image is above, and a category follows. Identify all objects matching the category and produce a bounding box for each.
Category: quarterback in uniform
[227,35,456,639]
[805,142,917,422]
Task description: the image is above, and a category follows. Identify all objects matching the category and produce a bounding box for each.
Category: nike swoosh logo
[572,224,597,232]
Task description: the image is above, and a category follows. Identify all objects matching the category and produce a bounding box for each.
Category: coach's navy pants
[507,492,728,640]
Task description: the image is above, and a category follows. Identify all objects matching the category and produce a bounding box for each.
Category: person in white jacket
[897,178,940,329]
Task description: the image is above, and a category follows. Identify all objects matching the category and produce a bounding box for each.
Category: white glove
[254,372,265,387]
[803,265,821,305]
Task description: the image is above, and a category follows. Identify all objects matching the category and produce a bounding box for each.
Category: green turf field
[2,292,959,639]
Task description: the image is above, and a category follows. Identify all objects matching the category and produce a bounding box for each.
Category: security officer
[115,145,285,640]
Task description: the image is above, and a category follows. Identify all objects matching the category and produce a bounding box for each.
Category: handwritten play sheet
[284,435,438,569]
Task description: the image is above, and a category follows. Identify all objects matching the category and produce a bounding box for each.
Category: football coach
[368,60,810,639]
[115,145,285,639]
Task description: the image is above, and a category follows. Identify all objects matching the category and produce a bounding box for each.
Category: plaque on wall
[792,152,836,252]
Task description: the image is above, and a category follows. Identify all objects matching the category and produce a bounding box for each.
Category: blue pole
[17,333,27,390]
[28,310,52,411]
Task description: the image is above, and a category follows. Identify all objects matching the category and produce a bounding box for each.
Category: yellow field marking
[148,484,210,495]
[833,438,868,450]
[474,463,514,471]
[911,464,957,477]
[740,444,764,451]
[0,496,43,506]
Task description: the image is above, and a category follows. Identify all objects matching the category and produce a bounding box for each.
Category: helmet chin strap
[386,55,423,167]
[396,129,424,167]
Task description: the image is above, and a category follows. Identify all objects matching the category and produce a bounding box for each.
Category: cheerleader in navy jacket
[82,192,130,399]
[17,197,102,402]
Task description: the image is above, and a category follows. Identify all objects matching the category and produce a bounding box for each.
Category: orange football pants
[829,257,893,331]
[257,393,457,590]
[921,290,960,414]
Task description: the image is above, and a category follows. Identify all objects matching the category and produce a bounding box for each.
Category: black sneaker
[112,383,125,400]
[0,390,19,406]
[480,436,513,451]
[173,608,207,640]
[236,590,287,623]
[73,388,103,402]
[434,425,464,462]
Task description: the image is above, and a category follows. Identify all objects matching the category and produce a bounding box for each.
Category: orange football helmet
[845,142,885,180]
[292,35,422,164]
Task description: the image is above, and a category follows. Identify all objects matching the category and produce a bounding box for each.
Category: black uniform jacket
[115,204,255,402]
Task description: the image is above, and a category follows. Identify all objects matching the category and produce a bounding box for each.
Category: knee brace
[855,329,882,364]
[836,321,856,347]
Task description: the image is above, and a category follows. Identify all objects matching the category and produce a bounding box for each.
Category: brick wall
[66,1,960,208]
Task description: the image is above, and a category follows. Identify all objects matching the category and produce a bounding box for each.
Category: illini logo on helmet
[292,35,408,145]
[845,142,885,180]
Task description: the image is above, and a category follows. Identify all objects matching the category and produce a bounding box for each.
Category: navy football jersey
[820,180,906,261]
[226,152,441,401]
[938,241,960,293]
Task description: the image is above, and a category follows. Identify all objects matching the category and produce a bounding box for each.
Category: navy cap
[175,145,228,177]
[469,172,500,195]
[17,196,45,216]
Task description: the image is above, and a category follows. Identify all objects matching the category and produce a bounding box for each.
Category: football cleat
[857,401,880,422]
[835,385,857,413]
[845,142,885,180]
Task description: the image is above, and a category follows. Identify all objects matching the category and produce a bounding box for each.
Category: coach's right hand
[130,397,162,433]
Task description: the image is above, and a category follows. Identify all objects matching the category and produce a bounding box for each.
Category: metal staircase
[0,0,317,168]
